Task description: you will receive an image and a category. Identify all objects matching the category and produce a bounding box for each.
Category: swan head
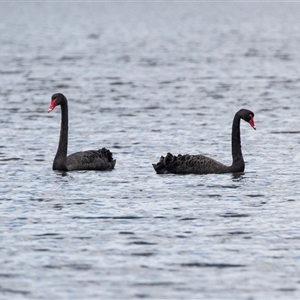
[48,93,67,113]
[238,109,256,130]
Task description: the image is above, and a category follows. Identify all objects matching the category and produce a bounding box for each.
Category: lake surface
[1,2,300,299]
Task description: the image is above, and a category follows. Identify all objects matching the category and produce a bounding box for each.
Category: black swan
[47,93,116,171]
[152,109,256,175]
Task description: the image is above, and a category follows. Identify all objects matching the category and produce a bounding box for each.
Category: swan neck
[230,113,244,171]
[53,101,68,170]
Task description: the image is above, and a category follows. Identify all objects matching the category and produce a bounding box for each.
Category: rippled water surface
[1,2,300,299]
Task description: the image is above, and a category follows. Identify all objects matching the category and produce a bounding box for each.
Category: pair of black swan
[48,93,256,174]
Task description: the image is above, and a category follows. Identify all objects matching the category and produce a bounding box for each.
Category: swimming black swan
[47,93,116,171]
[152,109,256,175]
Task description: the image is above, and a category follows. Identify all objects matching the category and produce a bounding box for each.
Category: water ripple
[0,2,300,300]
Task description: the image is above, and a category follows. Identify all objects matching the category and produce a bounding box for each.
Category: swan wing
[153,153,228,174]
[66,148,116,171]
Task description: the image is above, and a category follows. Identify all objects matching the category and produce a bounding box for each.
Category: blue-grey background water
[1,2,300,299]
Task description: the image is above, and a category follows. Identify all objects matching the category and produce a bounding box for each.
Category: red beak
[249,116,256,130]
[47,99,57,113]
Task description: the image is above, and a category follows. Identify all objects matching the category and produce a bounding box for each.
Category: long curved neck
[229,113,245,172]
[53,101,68,170]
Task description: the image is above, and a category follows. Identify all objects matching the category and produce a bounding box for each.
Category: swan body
[152,109,255,175]
[48,93,116,171]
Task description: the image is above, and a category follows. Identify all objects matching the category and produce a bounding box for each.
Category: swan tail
[152,153,178,174]
[99,148,114,162]
[99,147,116,169]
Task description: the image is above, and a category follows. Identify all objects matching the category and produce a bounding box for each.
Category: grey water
[1,2,300,299]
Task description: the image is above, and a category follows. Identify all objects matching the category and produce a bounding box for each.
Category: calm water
[1,2,300,299]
